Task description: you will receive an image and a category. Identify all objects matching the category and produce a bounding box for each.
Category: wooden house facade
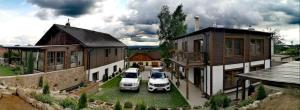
[170,27,272,98]
[6,24,126,82]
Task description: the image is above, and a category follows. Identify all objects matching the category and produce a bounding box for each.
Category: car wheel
[136,88,140,92]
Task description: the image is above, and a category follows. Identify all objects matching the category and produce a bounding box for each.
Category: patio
[166,72,208,107]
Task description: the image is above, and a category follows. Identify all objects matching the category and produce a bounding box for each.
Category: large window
[105,49,110,57]
[182,41,188,52]
[225,38,244,57]
[47,51,64,71]
[250,39,264,57]
[224,69,244,90]
[70,51,83,68]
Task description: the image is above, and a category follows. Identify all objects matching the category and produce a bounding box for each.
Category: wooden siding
[43,32,80,45]
[89,48,124,69]
[172,30,271,66]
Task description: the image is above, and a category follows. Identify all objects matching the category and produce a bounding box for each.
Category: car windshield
[151,72,165,79]
[152,68,163,72]
[125,73,138,78]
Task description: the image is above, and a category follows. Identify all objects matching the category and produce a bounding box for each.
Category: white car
[119,68,141,92]
[148,71,171,92]
[151,67,163,73]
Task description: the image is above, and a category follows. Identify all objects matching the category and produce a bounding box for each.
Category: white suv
[119,68,141,92]
[148,71,171,92]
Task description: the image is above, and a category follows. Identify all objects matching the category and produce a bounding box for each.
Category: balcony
[170,51,207,67]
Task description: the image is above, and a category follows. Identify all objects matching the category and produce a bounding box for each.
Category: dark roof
[36,24,126,47]
[174,27,272,40]
[146,51,161,60]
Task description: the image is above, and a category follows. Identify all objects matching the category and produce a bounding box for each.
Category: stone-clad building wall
[0,66,85,90]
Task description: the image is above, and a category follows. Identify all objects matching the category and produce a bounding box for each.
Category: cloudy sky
[0,0,299,46]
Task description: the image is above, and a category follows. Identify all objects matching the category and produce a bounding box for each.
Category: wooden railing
[171,51,207,66]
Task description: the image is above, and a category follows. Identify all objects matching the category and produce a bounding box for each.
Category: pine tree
[256,83,267,100]
[43,82,50,95]
[78,93,87,109]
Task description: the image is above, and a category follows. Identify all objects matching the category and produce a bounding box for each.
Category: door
[194,68,204,91]
[194,68,201,87]
[92,72,99,81]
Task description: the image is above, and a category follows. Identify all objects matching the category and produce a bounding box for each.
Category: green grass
[90,75,190,108]
[0,65,16,76]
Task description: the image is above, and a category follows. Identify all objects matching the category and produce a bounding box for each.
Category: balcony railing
[170,51,207,66]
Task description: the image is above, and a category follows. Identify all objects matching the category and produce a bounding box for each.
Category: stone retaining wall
[0,67,85,90]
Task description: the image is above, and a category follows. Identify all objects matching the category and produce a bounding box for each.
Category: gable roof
[36,24,126,47]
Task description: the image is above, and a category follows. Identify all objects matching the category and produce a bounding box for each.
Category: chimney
[194,16,200,31]
[65,18,70,27]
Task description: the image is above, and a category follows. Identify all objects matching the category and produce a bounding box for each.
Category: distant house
[0,46,6,57]
[129,51,161,67]
[272,54,293,63]
[5,24,127,82]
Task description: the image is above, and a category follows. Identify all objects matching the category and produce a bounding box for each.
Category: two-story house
[170,24,272,98]
[6,23,127,82]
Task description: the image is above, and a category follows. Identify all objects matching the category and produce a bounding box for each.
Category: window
[47,51,64,71]
[113,65,117,72]
[250,39,264,57]
[224,69,243,90]
[175,43,178,50]
[105,49,109,57]
[182,41,188,52]
[70,51,83,68]
[115,48,118,56]
[225,38,244,57]
[105,68,109,75]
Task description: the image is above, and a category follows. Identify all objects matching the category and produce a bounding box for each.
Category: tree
[78,93,88,109]
[27,51,34,74]
[157,4,187,68]
[170,4,187,38]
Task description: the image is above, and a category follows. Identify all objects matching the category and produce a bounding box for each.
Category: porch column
[44,50,48,73]
[185,66,189,99]
[241,78,246,100]
[171,63,174,80]
[175,64,179,82]
[8,49,11,64]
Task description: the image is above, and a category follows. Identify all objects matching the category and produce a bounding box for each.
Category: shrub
[208,91,231,110]
[33,94,53,104]
[114,100,122,110]
[135,102,146,110]
[102,73,108,82]
[237,97,254,107]
[256,83,267,100]
[124,101,133,108]
[43,82,50,95]
[147,106,156,110]
[38,76,43,88]
[78,93,88,109]
[59,98,77,109]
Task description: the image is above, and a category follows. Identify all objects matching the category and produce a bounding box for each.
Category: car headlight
[149,83,154,86]
[165,82,170,86]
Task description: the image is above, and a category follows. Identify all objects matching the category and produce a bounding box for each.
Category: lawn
[90,75,190,108]
[0,65,16,76]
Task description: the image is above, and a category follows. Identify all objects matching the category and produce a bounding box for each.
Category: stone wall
[0,67,85,90]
